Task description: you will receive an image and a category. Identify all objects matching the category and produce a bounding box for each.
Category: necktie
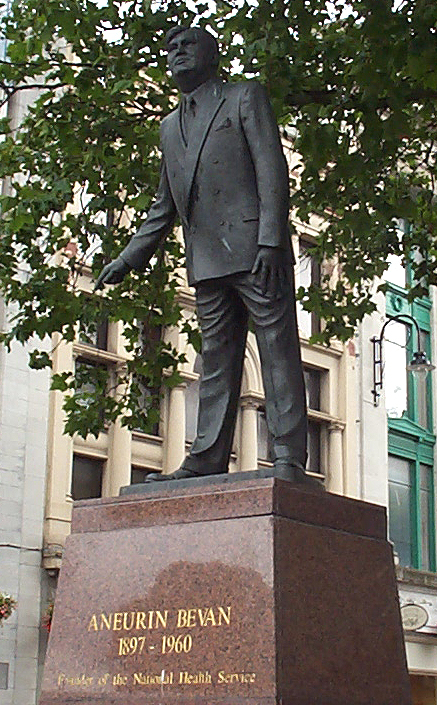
[183,96,196,144]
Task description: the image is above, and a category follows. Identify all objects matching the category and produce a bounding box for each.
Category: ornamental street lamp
[371,314,435,406]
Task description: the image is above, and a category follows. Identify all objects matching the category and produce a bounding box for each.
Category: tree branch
[286,87,437,110]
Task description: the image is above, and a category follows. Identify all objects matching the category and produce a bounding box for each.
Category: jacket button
[220,220,225,225]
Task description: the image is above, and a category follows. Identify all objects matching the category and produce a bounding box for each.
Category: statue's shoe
[144,467,212,482]
[274,462,325,491]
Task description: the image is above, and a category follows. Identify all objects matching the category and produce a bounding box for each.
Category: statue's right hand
[94,257,131,291]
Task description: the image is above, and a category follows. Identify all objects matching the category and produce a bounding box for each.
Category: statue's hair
[165,25,219,71]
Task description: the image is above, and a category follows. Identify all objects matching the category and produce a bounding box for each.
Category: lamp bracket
[370,313,424,408]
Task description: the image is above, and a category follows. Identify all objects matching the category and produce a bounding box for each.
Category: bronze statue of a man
[96,26,316,487]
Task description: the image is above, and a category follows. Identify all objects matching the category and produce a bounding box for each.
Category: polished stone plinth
[40,476,412,705]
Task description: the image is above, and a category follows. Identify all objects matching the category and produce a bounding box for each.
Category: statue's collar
[181,78,222,105]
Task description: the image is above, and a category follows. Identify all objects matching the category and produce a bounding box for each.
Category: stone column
[164,382,187,473]
[240,398,259,472]
[104,419,131,497]
[44,335,75,566]
[102,364,131,497]
[328,421,344,494]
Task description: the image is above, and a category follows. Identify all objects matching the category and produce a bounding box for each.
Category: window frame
[296,236,321,339]
[388,431,436,571]
[71,453,103,501]
[385,240,436,571]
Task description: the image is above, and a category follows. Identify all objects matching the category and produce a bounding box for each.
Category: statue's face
[167,29,212,86]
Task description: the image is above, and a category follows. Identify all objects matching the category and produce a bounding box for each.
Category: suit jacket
[120,79,294,286]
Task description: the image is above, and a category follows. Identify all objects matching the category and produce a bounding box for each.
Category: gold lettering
[122,612,135,630]
[100,612,112,630]
[112,613,123,630]
[89,609,177,632]
[179,670,211,685]
[199,607,216,626]
[177,609,188,628]
[155,610,168,629]
[112,673,127,686]
[87,606,230,634]
[217,671,256,684]
[135,612,147,630]
[87,615,98,632]
[217,606,231,625]
[186,608,196,628]
[177,606,231,628]
[133,672,174,686]
[57,673,94,687]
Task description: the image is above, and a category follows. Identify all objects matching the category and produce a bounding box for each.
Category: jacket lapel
[161,108,187,217]
[183,82,225,213]
[165,107,185,172]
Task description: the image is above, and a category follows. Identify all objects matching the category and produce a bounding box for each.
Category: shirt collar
[182,78,221,104]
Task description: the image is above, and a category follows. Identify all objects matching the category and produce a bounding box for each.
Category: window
[304,367,321,410]
[131,321,162,435]
[388,456,413,567]
[304,367,323,476]
[185,355,202,443]
[307,419,321,475]
[420,464,434,571]
[388,455,435,571]
[256,366,324,477]
[296,238,321,338]
[131,376,160,436]
[79,317,109,350]
[131,466,155,484]
[416,329,432,431]
[257,407,273,462]
[71,455,103,500]
[385,320,408,419]
[74,357,108,423]
[0,0,10,63]
[385,229,436,571]
[384,319,433,430]
[385,254,406,289]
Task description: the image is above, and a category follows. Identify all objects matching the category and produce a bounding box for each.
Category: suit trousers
[182,270,307,474]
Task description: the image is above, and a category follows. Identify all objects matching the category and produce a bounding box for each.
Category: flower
[0,593,17,624]
[42,602,54,633]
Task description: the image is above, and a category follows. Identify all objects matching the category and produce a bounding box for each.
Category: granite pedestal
[40,474,412,705]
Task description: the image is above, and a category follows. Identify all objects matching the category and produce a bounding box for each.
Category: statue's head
[166,26,219,92]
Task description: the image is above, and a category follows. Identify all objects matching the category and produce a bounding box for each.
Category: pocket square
[215,117,232,131]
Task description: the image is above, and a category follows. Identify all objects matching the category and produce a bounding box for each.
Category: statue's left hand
[94,257,131,291]
[251,246,288,297]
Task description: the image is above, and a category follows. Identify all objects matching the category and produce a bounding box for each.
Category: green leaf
[28,349,51,369]
[1,0,437,434]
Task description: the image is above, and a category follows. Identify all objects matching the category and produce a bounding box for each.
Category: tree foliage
[0,0,197,437]
[218,0,437,340]
[0,0,436,435]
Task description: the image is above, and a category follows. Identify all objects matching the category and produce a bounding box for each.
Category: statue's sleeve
[120,156,177,272]
[240,81,290,249]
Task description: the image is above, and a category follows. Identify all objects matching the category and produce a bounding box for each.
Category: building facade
[0,82,53,705]
[356,247,437,704]
[0,93,436,705]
